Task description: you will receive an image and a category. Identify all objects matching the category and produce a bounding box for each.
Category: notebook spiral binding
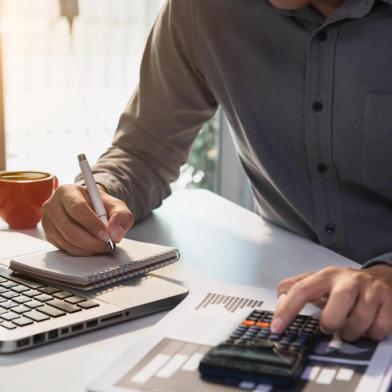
[87,249,180,289]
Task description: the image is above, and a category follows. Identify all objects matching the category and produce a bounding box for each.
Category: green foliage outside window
[181,114,220,192]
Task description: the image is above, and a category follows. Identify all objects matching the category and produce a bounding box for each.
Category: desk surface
[0,190,355,392]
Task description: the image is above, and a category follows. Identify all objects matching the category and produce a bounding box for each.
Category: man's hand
[271,265,392,341]
[42,184,134,256]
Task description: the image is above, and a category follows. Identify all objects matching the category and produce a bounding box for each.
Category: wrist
[366,263,392,284]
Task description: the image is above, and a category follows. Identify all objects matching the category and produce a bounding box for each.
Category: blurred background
[0,0,252,209]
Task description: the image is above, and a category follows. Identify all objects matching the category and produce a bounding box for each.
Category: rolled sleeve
[362,253,392,269]
[76,0,217,221]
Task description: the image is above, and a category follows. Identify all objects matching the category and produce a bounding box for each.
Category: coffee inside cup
[0,171,50,181]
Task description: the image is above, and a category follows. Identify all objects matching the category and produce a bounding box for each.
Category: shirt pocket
[361,92,392,191]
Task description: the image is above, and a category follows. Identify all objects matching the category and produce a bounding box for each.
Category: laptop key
[24,310,50,322]
[37,305,66,317]
[77,300,99,309]
[65,296,85,304]
[1,321,16,329]
[2,300,18,309]
[0,281,18,289]
[39,286,61,295]
[2,291,19,299]
[14,295,31,304]
[34,294,53,302]
[24,289,41,297]
[53,291,73,300]
[13,305,31,314]
[13,317,34,327]
[47,299,82,313]
[0,287,8,294]
[25,300,44,309]
[12,285,30,293]
[0,277,7,283]
[0,296,8,303]
[1,312,20,321]
[3,273,46,289]
[0,307,8,315]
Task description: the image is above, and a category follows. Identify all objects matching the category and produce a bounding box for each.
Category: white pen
[78,154,116,254]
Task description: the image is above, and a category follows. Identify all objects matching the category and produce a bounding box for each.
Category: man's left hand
[271,264,392,341]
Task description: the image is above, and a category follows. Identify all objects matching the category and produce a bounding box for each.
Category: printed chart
[114,337,373,392]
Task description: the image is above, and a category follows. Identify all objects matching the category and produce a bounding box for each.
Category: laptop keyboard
[0,274,99,330]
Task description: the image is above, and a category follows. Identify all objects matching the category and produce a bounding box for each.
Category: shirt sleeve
[76,0,218,221]
[362,253,392,269]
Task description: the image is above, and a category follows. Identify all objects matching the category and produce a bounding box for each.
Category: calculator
[198,310,322,387]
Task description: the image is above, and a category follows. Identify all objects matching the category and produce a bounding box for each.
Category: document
[87,281,392,392]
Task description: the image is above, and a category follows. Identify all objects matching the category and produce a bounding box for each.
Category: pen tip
[107,240,116,254]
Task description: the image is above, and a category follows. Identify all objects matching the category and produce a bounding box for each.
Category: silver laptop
[0,265,188,353]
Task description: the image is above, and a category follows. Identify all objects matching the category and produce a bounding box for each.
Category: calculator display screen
[212,346,297,367]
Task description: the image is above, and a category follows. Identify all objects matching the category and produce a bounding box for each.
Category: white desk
[0,190,355,392]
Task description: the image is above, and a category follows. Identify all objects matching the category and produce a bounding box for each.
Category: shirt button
[316,31,327,42]
[312,101,323,112]
[317,163,327,173]
[325,223,335,234]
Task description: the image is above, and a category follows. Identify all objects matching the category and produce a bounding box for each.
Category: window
[0,0,220,191]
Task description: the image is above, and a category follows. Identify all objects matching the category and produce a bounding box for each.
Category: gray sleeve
[362,252,392,269]
[76,0,217,221]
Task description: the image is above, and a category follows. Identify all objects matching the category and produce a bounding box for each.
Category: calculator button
[241,320,255,327]
[270,334,282,341]
[256,321,270,328]
[251,339,274,348]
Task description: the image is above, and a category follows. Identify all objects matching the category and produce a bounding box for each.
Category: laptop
[0,234,188,353]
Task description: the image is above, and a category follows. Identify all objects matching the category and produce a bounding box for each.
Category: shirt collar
[272,0,390,24]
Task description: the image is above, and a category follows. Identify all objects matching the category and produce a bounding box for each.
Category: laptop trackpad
[93,275,188,309]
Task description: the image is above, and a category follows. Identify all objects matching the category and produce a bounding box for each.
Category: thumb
[102,195,134,243]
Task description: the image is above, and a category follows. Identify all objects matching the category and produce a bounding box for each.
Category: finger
[104,196,134,243]
[339,284,381,341]
[367,290,392,341]
[62,186,109,241]
[277,272,314,296]
[46,203,107,254]
[43,216,100,256]
[271,273,331,333]
[311,295,329,309]
[320,282,361,336]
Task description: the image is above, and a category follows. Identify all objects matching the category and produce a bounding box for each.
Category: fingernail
[97,230,109,242]
[271,317,284,334]
[111,225,126,242]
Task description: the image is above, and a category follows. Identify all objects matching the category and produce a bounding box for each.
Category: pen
[78,154,116,254]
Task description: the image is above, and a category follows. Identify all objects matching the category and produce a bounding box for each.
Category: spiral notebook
[9,239,179,291]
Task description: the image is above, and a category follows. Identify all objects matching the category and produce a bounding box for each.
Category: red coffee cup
[0,171,58,229]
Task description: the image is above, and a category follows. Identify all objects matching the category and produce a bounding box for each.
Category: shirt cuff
[362,252,392,269]
[74,172,136,212]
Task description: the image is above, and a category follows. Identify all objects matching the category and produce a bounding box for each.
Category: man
[42,0,392,341]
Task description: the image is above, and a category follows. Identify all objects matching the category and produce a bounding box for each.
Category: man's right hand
[42,184,134,256]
